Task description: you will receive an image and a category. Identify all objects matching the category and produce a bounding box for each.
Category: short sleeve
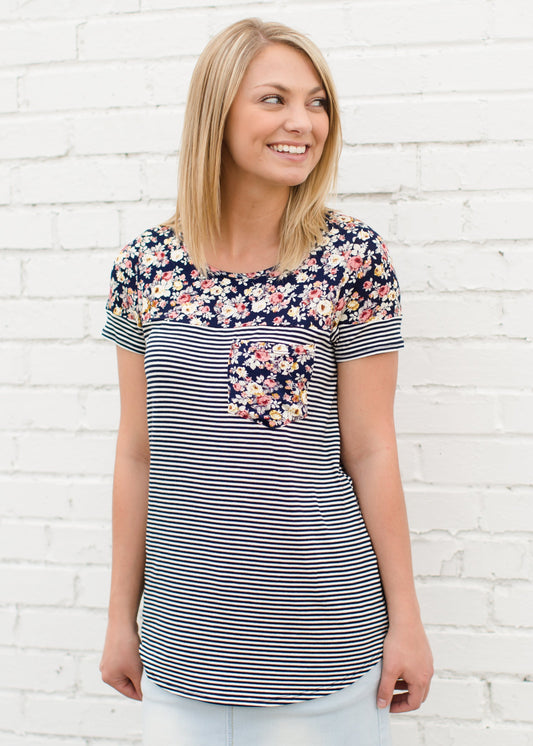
[101,238,146,355]
[332,227,404,362]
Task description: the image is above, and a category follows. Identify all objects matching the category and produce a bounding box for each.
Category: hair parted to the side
[161,17,342,277]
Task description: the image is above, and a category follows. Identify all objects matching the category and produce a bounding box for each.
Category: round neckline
[167,223,328,280]
[206,262,279,278]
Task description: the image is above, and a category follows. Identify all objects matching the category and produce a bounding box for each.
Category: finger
[377,666,400,709]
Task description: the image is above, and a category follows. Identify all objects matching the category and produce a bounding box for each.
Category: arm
[337,351,433,713]
[99,346,150,701]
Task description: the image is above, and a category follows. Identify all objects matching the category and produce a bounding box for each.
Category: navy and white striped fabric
[102,211,404,706]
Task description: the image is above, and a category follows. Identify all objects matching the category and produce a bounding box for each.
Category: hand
[376,618,433,713]
[100,622,143,701]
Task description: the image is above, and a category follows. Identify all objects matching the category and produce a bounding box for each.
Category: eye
[261,94,283,105]
[310,97,328,109]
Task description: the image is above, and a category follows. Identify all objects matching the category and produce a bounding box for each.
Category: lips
[268,143,309,155]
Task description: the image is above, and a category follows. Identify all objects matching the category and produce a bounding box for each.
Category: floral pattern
[105,210,402,335]
[227,340,315,428]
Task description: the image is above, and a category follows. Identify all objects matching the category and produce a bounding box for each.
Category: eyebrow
[253,83,326,95]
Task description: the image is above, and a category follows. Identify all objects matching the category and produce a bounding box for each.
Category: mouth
[268,143,309,154]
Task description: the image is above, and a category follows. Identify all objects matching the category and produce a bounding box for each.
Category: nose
[283,103,313,134]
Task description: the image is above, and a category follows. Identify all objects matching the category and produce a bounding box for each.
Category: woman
[100,17,433,746]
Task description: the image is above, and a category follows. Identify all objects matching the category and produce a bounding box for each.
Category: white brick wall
[1,1,532,744]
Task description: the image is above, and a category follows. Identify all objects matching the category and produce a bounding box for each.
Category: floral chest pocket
[227,340,315,428]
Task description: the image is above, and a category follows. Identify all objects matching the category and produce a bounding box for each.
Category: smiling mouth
[268,144,309,155]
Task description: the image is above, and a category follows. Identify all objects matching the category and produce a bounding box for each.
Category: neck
[213,172,290,267]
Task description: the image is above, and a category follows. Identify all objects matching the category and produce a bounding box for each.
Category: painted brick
[424,722,532,746]
[463,538,530,581]
[0,564,75,605]
[499,393,533,434]
[58,208,120,250]
[78,13,210,60]
[46,523,111,565]
[0,73,18,112]
[0,209,54,249]
[417,582,489,626]
[0,164,10,203]
[0,300,85,340]
[338,146,417,193]
[16,0,139,21]
[119,205,177,244]
[405,489,482,534]
[83,389,120,431]
[395,390,497,434]
[23,693,142,739]
[147,58,199,106]
[0,650,76,692]
[17,432,115,476]
[411,536,463,577]
[76,566,110,608]
[16,608,107,652]
[347,0,488,46]
[418,677,486,719]
[0,692,24,733]
[0,256,22,296]
[332,45,533,98]
[429,630,533,675]
[481,489,532,533]
[398,341,533,389]
[0,345,26,384]
[396,200,464,242]
[466,199,533,241]
[493,583,533,627]
[501,295,533,339]
[491,679,533,722]
[330,197,395,239]
[0,21,77,65]
[0,608,18,647]
[485,95,533,140]
[401,293,502,340]
[491,0,533,39]
[0,116,69,159]
[14,158,142,204]
[72,108,183,156]
[1,478,71,519]
[69,481,111,522]
[23,63,152,111]
[25,252,112,297]
[77,653,111,696]
[29,343,117,386]
[145,156,179,200]
[418,437,533,487]
[0,521,48,562]
[342,96,485,145]
[395,245,533,293]
[421,144,533,191]
[0,388,82,430]
[0,433,17,471]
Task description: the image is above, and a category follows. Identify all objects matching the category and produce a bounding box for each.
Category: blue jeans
[142,659,392,745]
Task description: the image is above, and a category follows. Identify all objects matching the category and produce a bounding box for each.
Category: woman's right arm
[99,345,150,701]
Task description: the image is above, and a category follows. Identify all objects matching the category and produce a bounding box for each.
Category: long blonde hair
[162,18,342,276]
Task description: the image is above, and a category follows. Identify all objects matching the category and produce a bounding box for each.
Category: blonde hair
[162,18,342,276]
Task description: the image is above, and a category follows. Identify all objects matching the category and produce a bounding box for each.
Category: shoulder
[114,224,177,267]
[323,209,389,258]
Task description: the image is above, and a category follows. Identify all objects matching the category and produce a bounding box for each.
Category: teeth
[270,144,307,154]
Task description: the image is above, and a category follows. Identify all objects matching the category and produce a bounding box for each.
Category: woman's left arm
[337,350,433,714]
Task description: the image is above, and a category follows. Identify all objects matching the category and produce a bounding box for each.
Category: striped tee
[102,210,404,706]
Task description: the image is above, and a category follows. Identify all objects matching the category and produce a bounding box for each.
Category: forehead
[241,43,323,88]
